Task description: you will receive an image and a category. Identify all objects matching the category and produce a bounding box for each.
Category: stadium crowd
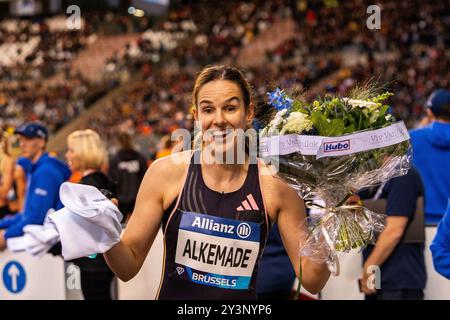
[0,0,449,300]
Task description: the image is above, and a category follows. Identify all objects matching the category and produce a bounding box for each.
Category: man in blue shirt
[0,122,71,251]
[409,89,450,225]
[430,199,450,279]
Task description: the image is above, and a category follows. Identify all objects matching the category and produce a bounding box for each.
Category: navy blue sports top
[157,151,270,300]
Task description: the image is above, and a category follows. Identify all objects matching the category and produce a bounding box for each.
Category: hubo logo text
[324,140,351,152]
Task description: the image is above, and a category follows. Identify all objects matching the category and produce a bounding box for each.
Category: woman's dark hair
[192,65,252,111]
[117,132,134,151]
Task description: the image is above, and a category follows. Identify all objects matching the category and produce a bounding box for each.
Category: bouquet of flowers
[259,86,411,276]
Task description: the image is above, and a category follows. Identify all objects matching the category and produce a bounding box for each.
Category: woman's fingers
[347,195,362,205]
[111,198,119,207]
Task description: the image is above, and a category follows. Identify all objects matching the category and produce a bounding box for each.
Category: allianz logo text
[323,139,351,152]
[191,217,252,239]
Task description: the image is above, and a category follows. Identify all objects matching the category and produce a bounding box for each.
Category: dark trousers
[365,289,424,300]
[257,290,292,300]
[80,271,115,300]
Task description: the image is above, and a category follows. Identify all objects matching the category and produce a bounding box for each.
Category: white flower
[268,119,287,135]
[260,109,311,137]
[263,109,288,136]
[271,109,288,124]
[280,112,313,135]
[260,126,269,138]
[343,98,378,108]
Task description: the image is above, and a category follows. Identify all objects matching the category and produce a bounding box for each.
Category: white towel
[25,240,52,258]
[23,223,59,245]
[6,234,36,253]
[6,209,61,257]
[6,222,60,258]
[48,182,123,261]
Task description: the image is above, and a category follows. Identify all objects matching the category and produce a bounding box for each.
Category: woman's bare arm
[0,156,15,201]
[262,174,331,294]
[104,154,185,281]
[277,183,331,294]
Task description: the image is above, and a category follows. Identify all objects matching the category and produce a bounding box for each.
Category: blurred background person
[65,129,116,300]
[0,130,15,219]
[6,156,30,215]
[430,199,450,280]
[409,89,450,225]
[109,132,147,223]
[359,167,427,300]
[155,135,177,159]
[0,122,70,251]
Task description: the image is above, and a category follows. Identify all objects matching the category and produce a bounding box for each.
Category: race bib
[175,211,260,290]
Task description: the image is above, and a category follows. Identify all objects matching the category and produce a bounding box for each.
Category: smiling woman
[51,65,333,300]
[191,66,255,165]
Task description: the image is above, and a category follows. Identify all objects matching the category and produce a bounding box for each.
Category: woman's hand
[346,194,362,205]
[111,198,119,207]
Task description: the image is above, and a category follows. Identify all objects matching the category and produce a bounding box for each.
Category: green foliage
[306,93,394,136]
[262,84,409,261]
[263,86,395,137]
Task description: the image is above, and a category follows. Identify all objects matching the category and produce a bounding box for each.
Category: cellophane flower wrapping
[259,88,411,275]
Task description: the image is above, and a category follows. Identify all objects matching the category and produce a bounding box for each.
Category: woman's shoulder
[147,150,192,180]
[141,151,192,206]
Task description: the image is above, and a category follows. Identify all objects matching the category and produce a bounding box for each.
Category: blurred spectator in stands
[65,129,116,300]
[0,122,71,251]
[7,157,30,214]
[430,199,450,279]
[0,130,15,219]
[156,135,176,159]
[109,132,147,223]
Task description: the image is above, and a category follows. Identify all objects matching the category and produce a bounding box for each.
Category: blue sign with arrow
[2,261,26,293]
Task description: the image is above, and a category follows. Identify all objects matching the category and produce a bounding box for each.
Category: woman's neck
[200,151,249,183]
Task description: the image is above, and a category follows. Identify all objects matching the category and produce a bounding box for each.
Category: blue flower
[267,87,293,111]
[386,106,393,114]
[252,119,263,131]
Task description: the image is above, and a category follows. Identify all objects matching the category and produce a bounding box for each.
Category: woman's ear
[191,105,198,121]
[426,108,436,122]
